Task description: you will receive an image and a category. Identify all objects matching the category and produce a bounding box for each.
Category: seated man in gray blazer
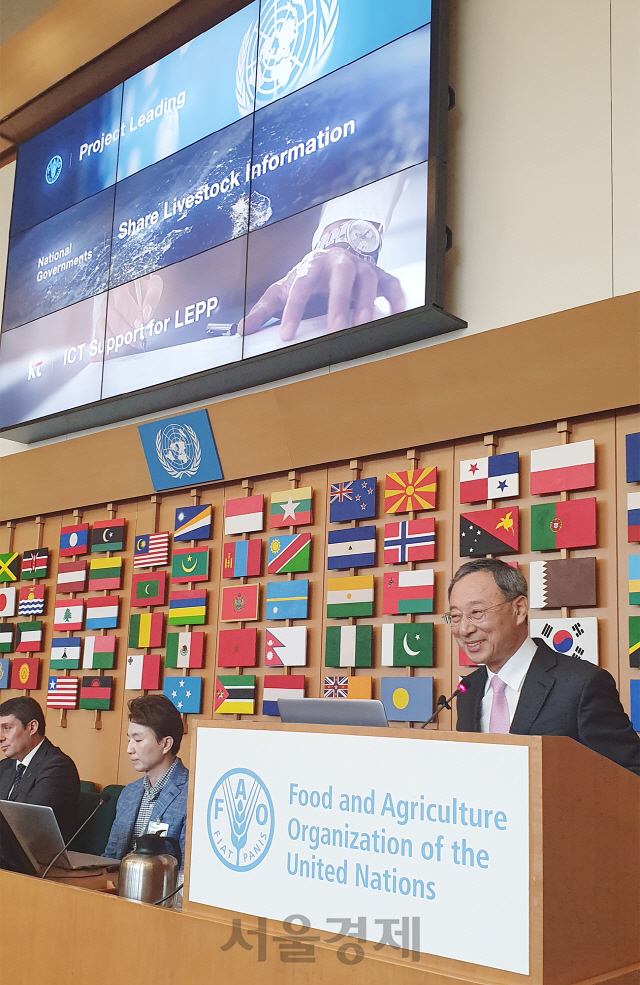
[105,695,188,862]
[447,558,639,775]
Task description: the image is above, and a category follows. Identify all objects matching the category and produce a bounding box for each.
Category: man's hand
[239,247,406,341]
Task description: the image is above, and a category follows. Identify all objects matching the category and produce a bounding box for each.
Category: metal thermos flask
[118,834,179,907]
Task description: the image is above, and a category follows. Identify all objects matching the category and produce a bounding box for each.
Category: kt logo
[28,361,43,380]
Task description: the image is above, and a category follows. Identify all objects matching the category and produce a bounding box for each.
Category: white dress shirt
[480,638,537,733]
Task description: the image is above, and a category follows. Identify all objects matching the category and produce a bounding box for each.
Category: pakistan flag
[381,623,433,667]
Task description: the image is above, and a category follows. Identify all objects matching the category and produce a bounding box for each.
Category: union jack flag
[324,676,349,698]
[330,482,353,503]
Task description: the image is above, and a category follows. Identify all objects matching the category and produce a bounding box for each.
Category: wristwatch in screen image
[317,219,381,264]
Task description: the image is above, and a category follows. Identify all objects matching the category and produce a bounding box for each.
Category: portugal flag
[530,498,596,551]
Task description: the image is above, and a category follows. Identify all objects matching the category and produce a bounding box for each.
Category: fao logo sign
[45,155,63,184]
[207,768,274,871]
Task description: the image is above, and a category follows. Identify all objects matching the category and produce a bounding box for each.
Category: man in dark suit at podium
[0,696,80,839]
[447,559,640,775]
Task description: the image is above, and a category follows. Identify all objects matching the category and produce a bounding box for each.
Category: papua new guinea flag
[460,507,519,556]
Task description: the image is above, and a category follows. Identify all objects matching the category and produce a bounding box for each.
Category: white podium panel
[189,727,530,974]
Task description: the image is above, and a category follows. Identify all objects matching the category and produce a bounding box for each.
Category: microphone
[41,793,111,879]
[421,680,468,728]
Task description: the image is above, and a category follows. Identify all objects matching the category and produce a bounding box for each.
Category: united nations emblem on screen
[236,0,339,113]
[207,768,275,871]
[155,423,201,478]
[45,155,63,185]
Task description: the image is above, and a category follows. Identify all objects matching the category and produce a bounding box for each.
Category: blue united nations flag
[138,409,223,491]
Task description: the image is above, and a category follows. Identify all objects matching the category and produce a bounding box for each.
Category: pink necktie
[489,676,510,734]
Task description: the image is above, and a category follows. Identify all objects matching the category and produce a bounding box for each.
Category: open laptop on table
[0,801,119,875]
[278,698,388,727]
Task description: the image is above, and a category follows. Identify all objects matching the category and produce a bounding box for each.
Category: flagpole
[557,422,572,618]
[406,450,418,730]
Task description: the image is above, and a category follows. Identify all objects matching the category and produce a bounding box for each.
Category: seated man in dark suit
[447,558,640,774]
[0,696,80,839]
[104,695,188,863]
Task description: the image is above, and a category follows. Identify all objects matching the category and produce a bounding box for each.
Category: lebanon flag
[224,495,264,535]
[53,599,84,631]
[217,628,258,667]
[262,675,305,716]
[530,439,595,495]
[382,570,434,615]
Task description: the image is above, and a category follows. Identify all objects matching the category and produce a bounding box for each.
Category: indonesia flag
[224,495,264,535]
[530,440,595,495]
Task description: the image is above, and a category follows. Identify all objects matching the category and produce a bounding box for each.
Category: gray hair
[448,558,528,602]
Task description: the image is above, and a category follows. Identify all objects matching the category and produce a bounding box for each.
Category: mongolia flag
[11,658,40,690]
[530,498,596,551]
[163,675,203,714]
[628,492,640,543]
[530,440,595,495]
[166,631,205,669]
[80,676,113,710]
[174,504,212,541]
[383,519,435,564]
[264,627,307,667]
[54,599,84,631]
[223,540,262,578]
[381,623,434,666]
[214,675,255,714]
[382,570,434,615]
[267,534,311,574]
[220,585,259,622]
[50,637,82,669]
[326,576,374,618]
[325,625,372,667]
[381,677,433,722]
[224,495,264,535]
[459,452,519,503]
[86,596,119,630]
[263,675,305,716]
[125,653,161,690]
[269,487,313,528]
[385,468,437,514]
[168,589,208,626]
[327,527,376,569]
[629,556,640,605]
[217,628,257,667]
[59,524,89,556]
[265,581,309,620]
[83,635,117,669]
[129,612,164,648]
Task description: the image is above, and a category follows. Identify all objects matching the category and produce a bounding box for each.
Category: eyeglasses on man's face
[442,599,521,627]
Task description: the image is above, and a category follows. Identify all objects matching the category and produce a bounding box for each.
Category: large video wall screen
[1,0,443,430]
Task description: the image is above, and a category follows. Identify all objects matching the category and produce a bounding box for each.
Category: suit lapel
[0,762,15,800]
[510,644,557,734]
[17,738,50,798]
[458,667,486,731]
[152,766,185,820]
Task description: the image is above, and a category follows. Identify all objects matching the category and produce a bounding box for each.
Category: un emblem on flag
[155,423,201,479]
[207,768,275,871]
[236,0,339,114]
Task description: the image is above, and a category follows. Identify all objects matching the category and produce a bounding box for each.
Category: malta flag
[530,439,595,495]
[125,653,161,690]
[262,675,305,716]
[382,570,434,615]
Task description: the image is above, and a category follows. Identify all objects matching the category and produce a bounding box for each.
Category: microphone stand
[41,795,110,879]
[421,682,468,729]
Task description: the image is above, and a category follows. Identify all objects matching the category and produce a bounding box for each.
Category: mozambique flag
[88,556,123,590]
[21,549,49,580]
[214,675,255,714]
[171,546,209,583]
[384,469,437,514]
[129,612,164,648]
[0,552,20,583]
[269,487,312,529]
[629,617,640,668]
[130,571,166,607]
[80,676,113,710]
[168,590,207,626]
[90,519,126,553]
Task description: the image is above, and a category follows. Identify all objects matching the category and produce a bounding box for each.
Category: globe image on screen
[236,0,338,114]
[155,424,201,478]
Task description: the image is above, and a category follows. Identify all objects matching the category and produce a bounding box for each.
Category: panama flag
[223,540,262,578]
[47,677,79,709]
[326,575,374,618]
[263,675,305,716]
[16,622,43,652]
[11,658,40,690]
[166,632,205,669]
[83,635,117,669]
[381,623,434,667]
[224,495,264,535]
[323,676,372,699]
[269,487,313,528]
[265,581,309,620]
[174,504,212,541]
[56,561,87,594]
[267,534,311,574]
[381,677,433,722]
[530,618,598,664]
[220,585,259,622]
[459,452,519,503]
[50,637,82,669]
[382,570,434,615]
[265,627,307,667]
[629,555,640,605]
[0,587,16,618]
[214,675,255,714]
[218,628,258,667]
[325,625,372,667]
[125,653,161,690]
[383,519,435,564]
[530,439,595,495]
[629,617,640,668]
[59,524,89,556]
[54,599,84,631]
[329,477,377,522]
[628,492,640,543]
[626,432,640,483]
[327,527,376,569]
[18,585,45,616]
[530,498,596,551]
[86,596,119,630]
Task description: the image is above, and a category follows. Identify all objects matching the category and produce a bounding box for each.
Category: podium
[0,724,637,985]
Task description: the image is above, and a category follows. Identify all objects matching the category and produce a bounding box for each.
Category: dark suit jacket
[457,640,640,775]
[103,758,188,863]
[0,736,80,839]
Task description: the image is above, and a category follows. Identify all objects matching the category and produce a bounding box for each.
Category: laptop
[0,801,119,874]
[278,698,388,727]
